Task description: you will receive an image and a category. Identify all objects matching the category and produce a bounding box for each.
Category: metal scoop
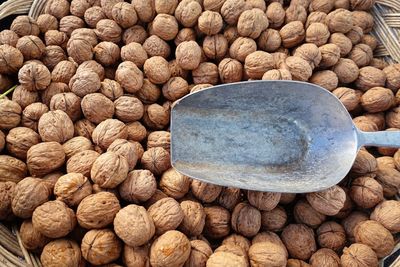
[170,80,400,193]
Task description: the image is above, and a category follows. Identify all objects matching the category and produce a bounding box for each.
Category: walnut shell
[229,37,257,62]
[386,106,400,128]
[123,244,150,267]
[252,231,288,257]
[126,122,147,142]
[27,142,65,177]
[361,87,393,113]
[53,173,92,207]
[185,239,212,267]
[77,60,105,81]
[355,67,386,91]
[141,147,171,175]
[41,82,70,107]
[244,51,274,79]
[341,243,378,267]
[114,96,144,123]
[310,248,340,267]
[150,230,191,267]
[309,0,334,13]
[175,0,202,27]
[306,185,346,216]
[50,92,82,121]
[100,79,123,101]
[293,43,322,69]
[266,2,285,29]
[218,58,243,83]
[281,224,317,261]
[383,64,400,91]
[280,21,305,48]
[248,241,288,267]
[346,26,364,44]
[294,199,326,229]
[178,200,205,237]
[204,206,231,239]
[81,93,114,124]
[0,30,19,46]
[148,197,184,234]
[231,202,261,237]
[317,221,346,251]
[306,22,330,47]
[237,8,268,39]
[16,35,45,60]
[92,119,128,150]
[115,61,144,93]
[151,14,178,41]
[218,187,241,211]
[69,70,101,98]
[332,58,359,84]
[350,149,377,176]
[310,70,338,91]
[261,206,287,232]
[198,11,223,36]
[354,220,394,258]
[341,211,369,242]
[119,169,157,203]
[191,180,222,203]
[20,219,50,251]
[81,229,122,265]
[45,30,69,49]
[18,62,51,91]
[93,41,120,66]
[91,151,129,189]
[0,181,15,220]
[143,35,171,58]
[32,200,76,238]
[6,127,40,160]
[10,16,40,36]
[95,19,122,43]
[66,150,99,178]
[375,166,400,197]
[285,56,313,81]
[114,204,155,247]
[353,115,379,132]
[0,44,23,74]
[349,44,373,67]
[159,168,189,199]
[192,62,219,85]
[371,200,400,234]
[332,87,360,111]
[319,43,341,68]
[247,190,281,211]
[38,110,74,143]
[41,240,83,267]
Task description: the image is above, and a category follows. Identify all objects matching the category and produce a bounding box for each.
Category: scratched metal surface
[170,80,359,193]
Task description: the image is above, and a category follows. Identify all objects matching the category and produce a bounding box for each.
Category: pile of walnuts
[0,0,399,266]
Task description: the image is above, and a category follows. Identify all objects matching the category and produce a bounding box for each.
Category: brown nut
[294,199,326,229]
[383,64,400,91]
[108,139,138,170]
[121,42,148,68]
[27,142,65,177]
[114,96,144,123]
[148,197,184,235]
[192,62,219,85]
[332,58,359,84]
[261,206,287,232]
[114,204,155,247]
[20,219,50,251]
[174,27,196,47]
[191,180,222,203]
[0,30,19,47]
[231,202,261,237]
[74,119,95,140]
[143,35,171,58]
[81,93,114,124]
[175,41,202,71]
[91,151,129,189]
[159,167,189,199]
[66,150,100,178]
[319,43,341,68]
[119,169,157,203]
[38,110,74,143]
[310,248,340,267]
[309,0,334,13]
[280,21,305,48]
[218,58,243,83]
[45,30,69,49]
[350,0,375,10]
[175,0,202,27]
[293,43,322,69]
[81,229,122,265]
[10,15,40,36]
[0,181,15,220]
[11,177,50,219]
[350,148,377,176]
[281,224,317,261]
[341,243,378,267]
[123,244,150,267]
[126,122,147,142]
[198,11,224,36]
[6,127,40,160]
[93,41,120,66]
[247,190,281,211]
[244,51,274,79]
[329,33,353,56]
[229,37,257,62]
[326,9,353,33]
[141,147,171,176]
[76,191,120,229]
[67,38,93,64]
[185,239,212,267]
[309,70,338,91]
[115,61,144,93]
[332,87,361,111]
[123,25,148,45]
[32,200,76,238]
[375,166,400,197]
[42,46,68,70]
[179,200,205,237]
[0,155,27,184]
[346,26,364,44]
[306,185,346,216]
[95,19,122,43]
[16,35,45,60]
[285,56,313,81]
[0,44,23,74]
[40,239,83,267]
[248,241,288,267]
[42,82,70,107]
[361,87,393,113]
[349,44,373,67]
[100,79,123,101]
[237,8,269,39]
[92,119,128,150]
[317,221,346,251]
[20,103,48,132]
[354,220,394,258]
[341,211,369,242]
[286,4,307,24]
[135,78,161,104]
[18,62,51,91]
[69,70,101,97]
[204,206,231,239]
[371,200,400,234]
[0,99,21,131]
[63,136,93,160]
[151,14,178,41]
[50,92,82,121]
[54,173,92,207]
[84,6,106,28]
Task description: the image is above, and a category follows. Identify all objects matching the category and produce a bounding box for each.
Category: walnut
[329,33,352,57]
[126,121,147,142]
[115,61,144,93]
[32,200,76,238]
[123,25,148,45]
[75,192,120,229]
[38,110,74,143]
[27,142,65,177]
[341,243,378,267]
[377,156,395,169]
[346,26,364,45]
[16,35,45,60]
[0,99,21,131]
[157,168,188,199]
[224,26,239,45]
[98,79,122,101]
[147,131,170,153]
[353,116,379,132]
[287,259,311,267]
[318,43,341,68]
[236,8,268,39]
[114,204,155,246]
[192,62,218,85]
[360,87,393,112]
[222,234,250,254]
[18,62,51,92]
[131,0,155,22]
[21,103,48,132]
[109,2,137,29]
[45,30,69,49]
[74,119,95,140]
[69,70,101,97]
[294,199,326,229]
[294,43,322,69]
[350,0,375,10]
[257,29,281,54]
[332,87,360,111]
[244,51,274,79]
[190,180,221,203]
[202,34,228,60]
[92,119,128,149]
[280,21,305,48]
[20,219,50,251]
[203,206,231,239]
[309,0,334,13]
[0,44,23,74]
[285,5,306,24]
[80,93,113,124]
[350,149,377,177]
[0,183,13,217]
[246,190,280,211]
[59,16,85,37]
[107,139,137,170]
[197,11,223,36]
[113,96,144,123]
[306,185,346,216]
[120,44,147,69]
[51,61,77,84]
[141,147,171,175]
[252,231,288,257]
[49,92,81,122]
[174,28,195,47]
[142,102,170,130]
[352,11,374,33]
[93,42,120,66]
[154,0,178,14]
[305,11,327,28]
[354,220,394,258]
[0,30,19,46]
[94,19,122,43]
[174,41,202,71]
[325,9,353,34]
[174,0,202,27]
[10,16,39,36]
[334,187,354,219]
[39,82,70,108]
[386,106,400,128]
[150,230,190,267]
[6,127,40,160]
[310,248,340,267]
[369,200,400,236]
[317,221,346,251]
[54,173,92,207]
[332,58,359,84]
[248,241,288,267]
[220,0,248,26]
[207,245,248,267]
[184,240,212,267]
[67,38,93,64]
[118,170,156,204]
[11,177,49,219]
[310,70,338,91]
[135,79,161,104]
[81,229,122,265]
[0,155,27,185]
[355,67,386,91]
[305,23,330,47]
[231,202,261,237]
[123,245,150,267]
[281,224,317,261]
[285,56,313,81]
[43,0,70,19]
[83,6,105,27]
[383,64,400,91]
[148,197,184,235]
[150,14,179,41]
[217,187,241,211]
[41,239,84,267]
[341,211,368,242]
[190,84,213,93]
[261,206,287,232]
[229,37,257,62]
[348,44,373,68]
[91,151,129,188]
[66,150,99,178]
[375,166,400,197]
[218,58,243,83]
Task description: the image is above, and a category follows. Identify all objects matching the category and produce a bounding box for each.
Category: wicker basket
[0,0,399,266]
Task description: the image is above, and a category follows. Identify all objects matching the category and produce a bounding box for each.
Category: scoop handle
[357,130,400,148]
